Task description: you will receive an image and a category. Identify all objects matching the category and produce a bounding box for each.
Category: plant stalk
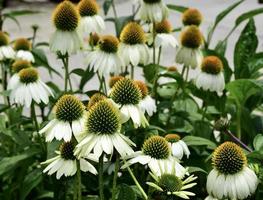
[99,153,104,200]
[111,155,120,200]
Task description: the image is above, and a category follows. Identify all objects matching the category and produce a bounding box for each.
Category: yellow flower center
[60,141,75,160]
[98,35,119,53]
[180,25,203,49]
[13,38,32,51]
[155,19,172,34]
[12,60,32,73]
[201,56,223,74]
[19,67,39,84]
[78,0,99,17]
[182,8,202,26]
[134,80,148,99]
[165,134,181,143]
[120,22,146,45]
[0,31,9,46]
[109,75,124,88]
[212,141,247,174]
[53,1,79,31]
[87,93,106,109]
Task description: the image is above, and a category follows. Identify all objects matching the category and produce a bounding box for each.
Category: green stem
[111,155,120,200]
[152,23,156,64]
[126,164,147,200]
[62,54,72,92]
[1,62,8,105]
[99,154,104,200]
[236,105,242,139]
[130,63,134,79]
[77,160,82,200]
[157,47,162,64]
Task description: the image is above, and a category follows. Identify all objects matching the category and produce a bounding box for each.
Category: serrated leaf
[167,4,188,13]
[183,136,217,150]
[234,19,258,79]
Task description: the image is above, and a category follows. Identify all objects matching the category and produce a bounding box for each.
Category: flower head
[60,141,76,160]
[12,60,32,73]
[201,56,223,75]
[87,93,106,109]
[142,136,170,160]
[165,134,181,143]
[120,22,146,45]
[180,25,203,49]
[110,78,141,106]
[19,67,39,84]
[98,35,119,53]
[13,38,32,51]
[55,94,85,122]
[155,19,172,34]
[182,8,202,26]
[134,80,148,99]
[78,0,99,17]
[109,75,124,88]
[53,1,79,32]
[0,31,9,46]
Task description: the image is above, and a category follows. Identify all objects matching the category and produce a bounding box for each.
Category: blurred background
[1,0,263,90]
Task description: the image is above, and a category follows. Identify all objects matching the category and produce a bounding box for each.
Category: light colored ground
[3,0,263,91]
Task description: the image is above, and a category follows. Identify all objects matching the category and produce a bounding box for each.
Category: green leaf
[207,0,244,44]
[226,79,263,106]
[3,14,20,28]
[0,149,40,176]
[247,53,263,79]
[214,40,227,56]
[253,134,263,151]
[234,19,258,79]
[79,68,95,91]
[103,0,112,15]
[235,8,263,27]
[143,64,160,84]
[20,169,43,200]
[105,15,133,36]
[32,48,61,77]
[188,166,207,174]
[183,136,217,150]
[117,184,136,200]
[167,4,188,13]
[3,10,40,17]
[70,68,85,76]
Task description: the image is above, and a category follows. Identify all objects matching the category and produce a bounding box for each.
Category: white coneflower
[110,78,149,128]
[147,161,197,199]
[8,60,32,90]
[0,32,15,61]
[39,94,86,142]
[138,0,169,22]
[13,38,34,63]
[196,56,225,95]
[77,0,105,36]
[134,80,156,116]
[206,142,259,200]
[108,75,124,89]
[50,1,82,55]
[9,67,53,107]
[85,35,123,76]
[182,8,203,27]
[153,19,178,48]
[176,25,203,69]
[119,22,149,66]
[165,134,190,160]
[158,66,178,85]
[42,141,97,179]
[74,99,135,158]
[122,136,187,178]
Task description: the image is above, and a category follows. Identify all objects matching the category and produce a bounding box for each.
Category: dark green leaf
[214,40,227,56]
[235,8,263,27]
[103,0,112,15]
[3,10,40,17]
[79,68,95,91]
[253,134,263,151]
[188,166,207,174]
[70,68,85,76]
[143,64,160,84]
[183,136,217,150]
[234,19,258,79]
[247,53,263,79]
[117,184,136,200]
[167,4,188,13]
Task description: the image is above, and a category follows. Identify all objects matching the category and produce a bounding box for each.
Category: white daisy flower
[182,8,203,27]
[119,22,150,66]
[122,136,187,178]
[85,35,123,77]
[147,161,197,199]
[42,141,97,179]
[110,78,149,128]
[74,99,135,159]
[153,19,178,48]
[8,60,32,90]
[13,38,34,63]
[50,1,82,55]
[176,25,203,69]
[39,94,86,142]
[134,80,156,116]
[206,142,259,200]
[205,196,226,200]
[0,32,15,61]
[9,67,53,107]
[138,0,169,23]
[196,56,225,95]
[165,134,190,160]
[77,0,105,36]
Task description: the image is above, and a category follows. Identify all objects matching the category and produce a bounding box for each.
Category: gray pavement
[3,0,263,91]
